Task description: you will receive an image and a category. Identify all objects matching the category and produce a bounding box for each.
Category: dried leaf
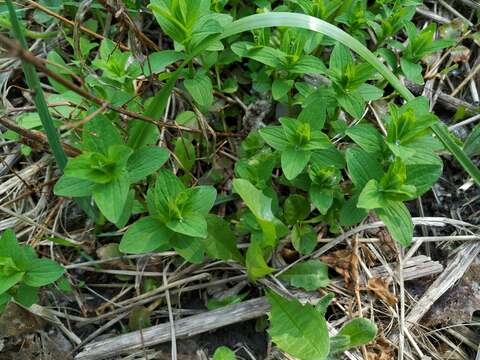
[367,277,397,305]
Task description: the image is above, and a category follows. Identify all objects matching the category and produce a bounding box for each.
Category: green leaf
[212,346,236,360]
[284,194,310,224]
[329,43,352,70]
[340,194,368,226]
[272,79,294,101]
[54,176,94,197]
[357,179,385,209]
[259,126,290,151]
[0,229,20,260]
[291,224,317,255]
[127,147,170,183]
[464,124,480,157]
[315,293,335,316]
[232,179,274,222]
[167,213,208,238]
[13,284,38,308]
[375,200,413,246]
[170,234,205,264]
[400,58,424,84]
[357,84,384,101]
[245,242,275,281]
[0,273,24,295]
[182,186,217,215]
[184,71,213,109]
[143,50,184,76]
[92,175,130,224]
[346,148,383,188]
[406,163,442,196]
[267,291,330,360]
[281,147,310,180]
[309,186,333,215]
[279,260,329,291]
[331,318,377,353]
[24,258,64,287]
[119,217,173,254]
[346,124,384,155]
[204,215,243,262]
[290,55,326,74]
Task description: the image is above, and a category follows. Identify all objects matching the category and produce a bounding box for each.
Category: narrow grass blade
[6,0,96,219]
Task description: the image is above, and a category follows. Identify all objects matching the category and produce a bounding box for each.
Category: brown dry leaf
[320,249,352,286]
[367,277,397,305]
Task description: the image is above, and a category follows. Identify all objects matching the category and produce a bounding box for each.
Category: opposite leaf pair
[54,116,169,225]
[119,169,217,263]
[0,230,64,312]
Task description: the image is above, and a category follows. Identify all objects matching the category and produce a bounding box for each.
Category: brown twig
[25,0,130,51]
[0,116,81,156]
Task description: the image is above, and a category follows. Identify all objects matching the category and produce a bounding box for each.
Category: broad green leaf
[92,174,130,224]
[149,169,185,218]
[23,258,64,287]
[184,71,213,109]
[272,79,294,101]
[357,84,384,101]
[291,224,317,255]
[127,147,170,183]
[375,200,413,246]
[337,91,364,119]
[329,43,352,70]
[406,163,442,196]
[143,50,184,76]
[245,242,275,281]
[232,179,274,222]
[0,273,24,295]
[0,229,20,260]
[183,186,217,215]
[346,148,383,188]
[309,186,333,215]
[290,55,326,74]
[400,58,424,84]
[167,213,208,238]
[281,147,310,180]
[13,284,38,308]
[331,318,377,353]
[357,179,385,209]
[212,346,236,360]
[259,126,290,151]
[340,194,368,226]
[279,260,329,291]
[231,41,285,68]
[54,176,94,197]
[119,217,173,254]
[82,115,123,154]
[346,124,384,155]
[284,194,310,224]
[204,215,243,262]
[170,234,205,264]
[267,291,330,360]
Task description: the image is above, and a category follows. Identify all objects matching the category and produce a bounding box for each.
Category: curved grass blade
[221,12,480,185]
